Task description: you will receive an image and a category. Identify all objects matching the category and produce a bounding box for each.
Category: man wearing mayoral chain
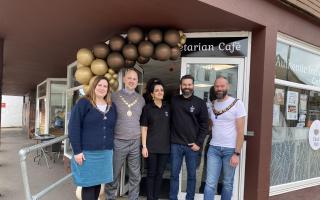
[106,68,145,200]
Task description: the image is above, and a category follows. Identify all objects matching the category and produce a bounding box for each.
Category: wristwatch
[233,152,240,156]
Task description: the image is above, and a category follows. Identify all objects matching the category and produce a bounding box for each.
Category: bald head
[124,68,138,91]
[214,76,229,100]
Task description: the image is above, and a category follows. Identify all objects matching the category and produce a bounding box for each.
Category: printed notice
[286,91,299,120]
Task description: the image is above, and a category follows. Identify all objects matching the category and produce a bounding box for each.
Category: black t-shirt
[140,102,170,154]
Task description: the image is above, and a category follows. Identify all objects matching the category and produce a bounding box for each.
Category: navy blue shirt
[68,98,117,155]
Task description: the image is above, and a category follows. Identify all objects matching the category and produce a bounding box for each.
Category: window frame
[270,33,320,196]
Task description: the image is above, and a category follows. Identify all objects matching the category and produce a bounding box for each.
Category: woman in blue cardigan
[68,75,117,200]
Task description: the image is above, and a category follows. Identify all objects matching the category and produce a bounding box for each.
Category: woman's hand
[142,147,148,158]
[74,152,85,165]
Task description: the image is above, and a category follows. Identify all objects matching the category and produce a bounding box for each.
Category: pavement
[0,128,76,200]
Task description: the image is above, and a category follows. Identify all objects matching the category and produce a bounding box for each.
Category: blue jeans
[170,143,199,200]
[204,146,236,200]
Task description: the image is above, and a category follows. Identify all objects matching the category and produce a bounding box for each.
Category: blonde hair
[85,76,112,106]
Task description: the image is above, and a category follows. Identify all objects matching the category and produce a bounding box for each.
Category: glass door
[179,57,248,200]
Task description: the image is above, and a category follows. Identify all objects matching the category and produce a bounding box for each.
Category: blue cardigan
[68,98,117,155]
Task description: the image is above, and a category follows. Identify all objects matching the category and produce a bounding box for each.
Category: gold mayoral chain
[212,99,238,119]
[119,95,139,117]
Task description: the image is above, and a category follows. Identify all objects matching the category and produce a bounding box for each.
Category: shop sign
[309,120,320,150]
[181,37,248,57]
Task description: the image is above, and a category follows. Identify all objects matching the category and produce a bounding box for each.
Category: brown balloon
[148,29,162,44]
[125,60,136,68]
[127,27,144,44]
[138,41,154,58]
[109,35,125,51]
[164,30,180,47]
[155,43,171,61]
[122,44,138,60]
[92,43,110,59]
[107,52,124,72]
[170,46,181,60]
[137,56,150,64]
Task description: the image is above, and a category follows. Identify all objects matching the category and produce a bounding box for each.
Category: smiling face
[151,84,164,101]
[180,78,194,96]
[214,77,229,99]
[124,70,138,91]
[94,79,109,99]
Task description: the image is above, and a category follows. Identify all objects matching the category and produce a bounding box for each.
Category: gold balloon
[148,29,162,44]
[93,43,110,59]
[105,73,112,81]
[108,68,115,75]
[77,48,94,66]
[138,41,154,58]
[113,74,118,79]
[164,30,180,47]
[77,62,87,69]
[127,27,144,44]
[170,46,181,60]
[83,85,90,94]
[91,59,108,75]
[107,52,124,72]
[177,43,182,48]
[109,35,125,51]
[109,78,116,86]
[180,34,187,45]
[122,44,138,60]
[112,79,119,91]
[178,30,184,37]
[155,43,171,61]
[75,67,93,85]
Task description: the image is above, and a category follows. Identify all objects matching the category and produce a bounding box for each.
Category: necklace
[212,99,238,119]
[96,104,111,120]
[119,95,139,117]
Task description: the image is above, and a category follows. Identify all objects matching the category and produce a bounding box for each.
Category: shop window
[271,35,320,195]
[271,85,320,186]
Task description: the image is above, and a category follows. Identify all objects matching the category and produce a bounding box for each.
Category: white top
[96,104,107,112]
[208,97,247,148]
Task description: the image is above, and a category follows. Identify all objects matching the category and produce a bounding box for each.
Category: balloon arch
[75,27,186,93]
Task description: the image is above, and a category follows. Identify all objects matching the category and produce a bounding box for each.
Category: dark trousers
[146,153,169,200]
[82,185,101,200]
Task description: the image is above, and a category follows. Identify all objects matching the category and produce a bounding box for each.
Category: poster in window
[299,94,308,112]
[286,91,299,120]
[274,88,285,105]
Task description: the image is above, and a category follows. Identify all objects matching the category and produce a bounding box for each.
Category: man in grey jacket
[106,68,145,200]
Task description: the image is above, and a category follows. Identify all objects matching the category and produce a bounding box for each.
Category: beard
[215,90,228,99]
[182,88,193,96]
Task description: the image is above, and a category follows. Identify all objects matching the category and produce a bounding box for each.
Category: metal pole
[18,135,69,200]
[19,149,33,200]
[32,174,72,200]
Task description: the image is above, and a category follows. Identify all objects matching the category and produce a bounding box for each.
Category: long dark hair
[143,78,163,103]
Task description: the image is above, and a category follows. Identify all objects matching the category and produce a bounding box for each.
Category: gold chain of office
[212,99,238,118]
